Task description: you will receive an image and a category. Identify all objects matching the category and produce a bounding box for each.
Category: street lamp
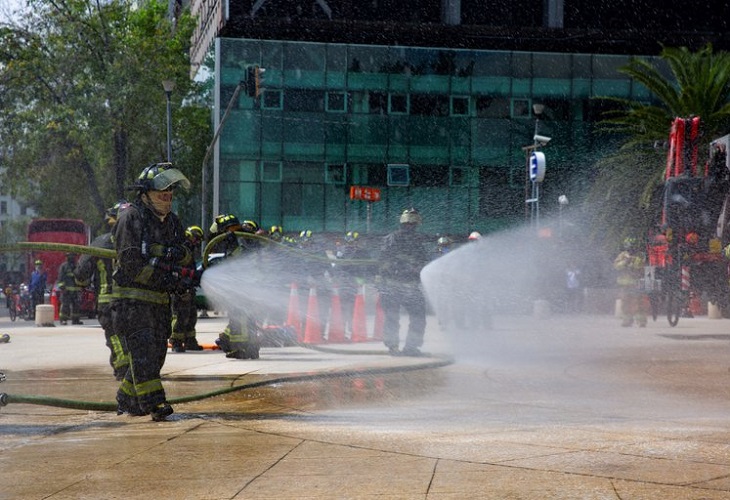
[523,103,546,221]
[162,80,175,162]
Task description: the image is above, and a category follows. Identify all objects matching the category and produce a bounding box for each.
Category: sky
[0,0,28,23]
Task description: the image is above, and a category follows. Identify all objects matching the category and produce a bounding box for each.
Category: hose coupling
[0,393,7,407]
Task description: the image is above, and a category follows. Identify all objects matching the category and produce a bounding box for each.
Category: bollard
[708,301,722,319]
[35,305,56,327]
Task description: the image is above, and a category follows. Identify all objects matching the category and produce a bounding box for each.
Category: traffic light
[245,65,265,98]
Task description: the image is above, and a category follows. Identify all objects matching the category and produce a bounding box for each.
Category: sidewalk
[3,311,730,499]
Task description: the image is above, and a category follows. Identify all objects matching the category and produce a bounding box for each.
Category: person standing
[57,253,83,325]
[170,225,204,353]
[377,208,430,356]
[214,217,262,359]
[75,201,129,380]
[28,259,47,316]
[112,162,194,421]
[565,262,582,313]
[614,237,648,327]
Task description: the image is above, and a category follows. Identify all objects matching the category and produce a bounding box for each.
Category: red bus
[27,218,91,285]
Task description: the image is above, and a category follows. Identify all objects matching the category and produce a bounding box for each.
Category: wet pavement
[2,309,730,498]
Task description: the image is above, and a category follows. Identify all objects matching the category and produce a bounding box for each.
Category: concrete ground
[2,308,730,499]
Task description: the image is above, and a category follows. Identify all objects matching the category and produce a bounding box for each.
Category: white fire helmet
[468,231,482,241]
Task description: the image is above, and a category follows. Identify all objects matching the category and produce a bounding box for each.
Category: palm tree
[586,44,730,248]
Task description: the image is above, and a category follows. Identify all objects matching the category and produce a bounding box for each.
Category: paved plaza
[2,310,730,499]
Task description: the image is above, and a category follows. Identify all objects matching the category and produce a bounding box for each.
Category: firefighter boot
[150,403,174,422]
[170,338,185,353]
[184,337,204,351]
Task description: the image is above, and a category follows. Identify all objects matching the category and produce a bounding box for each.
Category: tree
[586,44,730,248]
[0,0,211,234]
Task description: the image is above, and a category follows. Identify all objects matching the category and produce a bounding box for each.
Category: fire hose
[0,355,453,411]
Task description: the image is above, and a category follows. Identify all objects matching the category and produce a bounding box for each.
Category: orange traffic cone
[285,282,302,341]
[689,293,703,316]
[350,285,368,342]
[303,287,323,344]
[327,287,346,343]
[50,289,60,321]
[372,293,384,341]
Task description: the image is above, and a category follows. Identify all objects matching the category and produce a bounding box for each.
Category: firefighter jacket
[57,261,82,292]
[112,200,192,305]
[378,228,430,284]
[75,232,115,306]
[614,250,645,287]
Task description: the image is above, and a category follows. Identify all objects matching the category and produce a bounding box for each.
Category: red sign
[349,186,381,202]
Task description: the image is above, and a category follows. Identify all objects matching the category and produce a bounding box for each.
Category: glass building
[211,38,655,236]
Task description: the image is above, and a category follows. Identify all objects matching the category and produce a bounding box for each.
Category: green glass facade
[213,38,654,236]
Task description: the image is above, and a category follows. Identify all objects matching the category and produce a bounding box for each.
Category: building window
[325,163,346,184]
[282,184,303,216]
[476,96,510,118]
[389,93,409,114]
[261,161,282,182]
[411,165,449,187]
[326,92,348,112]
[450,167,467,186]
[411,93,449,117]
[285,89,324,112]
[387,164,410,186]
[262,89,283,110]
[0,201,6,215]
[511,98,531,118]
[451,96,470,116]
[368,92,387,114]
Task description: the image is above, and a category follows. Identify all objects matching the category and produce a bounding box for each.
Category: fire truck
[646,117,730,325]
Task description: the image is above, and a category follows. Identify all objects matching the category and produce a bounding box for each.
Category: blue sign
[530,152,546,182]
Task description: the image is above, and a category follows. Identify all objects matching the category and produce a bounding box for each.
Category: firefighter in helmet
[215,217,262,359]
[170,225,205,353]
[57,253,83,325]
[75,200,130,379]
[377,208,430,356]
[436,236,454,256]
[112,162,194,420]
[207,213,242,258]
[614,236,649,327]
[269,225,284,242]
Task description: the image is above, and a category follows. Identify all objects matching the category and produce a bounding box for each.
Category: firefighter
[170,226,205,353]
[207,213,242,257]
[57,253,83,325]
[332,231,373,336]
[377,208,431,356]
[269,225,284,242]
[75,200,130,380]
[215,216,262,359]
[112,162,194,420]
[436,236,454,257]
[614,237,649,327]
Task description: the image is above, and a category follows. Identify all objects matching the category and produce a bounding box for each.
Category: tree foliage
[0,0,211,234]
[587,44,730,250]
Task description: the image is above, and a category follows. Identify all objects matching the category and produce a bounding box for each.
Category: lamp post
[162,80,175,162]
[523,103,546,222]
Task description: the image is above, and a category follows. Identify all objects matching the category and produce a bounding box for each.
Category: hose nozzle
[0,393,8,407]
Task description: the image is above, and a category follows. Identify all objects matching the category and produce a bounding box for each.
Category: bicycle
[6,290,19,322]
